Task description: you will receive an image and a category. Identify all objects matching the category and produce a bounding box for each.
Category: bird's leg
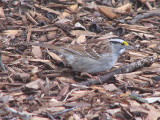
[80,72,102,83]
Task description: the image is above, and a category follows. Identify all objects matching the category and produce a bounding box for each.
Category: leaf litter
[0,0,160,119]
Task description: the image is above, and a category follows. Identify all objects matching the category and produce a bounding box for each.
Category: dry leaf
[74,22,86,30]
[59,11,70,18]
[29,10,51,23]
[31,66,39,74]
[103,84,119,91]
[69,4,78,12]
[68,90,93,101]
[115,3,132,14]
[119,24,150,33]
[0,7,5,18]
[25,79,44,89]
[55,77,76,83]
[35,4,60,15]
[29,59,56,69]
[2,30,22,36]
[71,30,97,37]
[71,35,86,44]
[31,116,50,120]
[48,98,64,107]
[145,97,160,103]
[32,46,42,58]
[98,6,120,19]
[47,50,63,62]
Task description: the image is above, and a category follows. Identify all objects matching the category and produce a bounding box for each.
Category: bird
[22,38,129,73]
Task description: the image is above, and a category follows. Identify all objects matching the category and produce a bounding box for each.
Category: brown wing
[63,45,86,56]
[85,39,112,59]
[63,39,112,60]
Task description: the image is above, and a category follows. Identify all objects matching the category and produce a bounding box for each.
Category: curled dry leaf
[71,35,86,45]
[48,98,64,107]
[14,72,30,82]
[115,3,132,14]
[74,22,86,30]
[119,24,150,33]
[59,11,70,19]
[97,32,117,40]
[34,106,65,114]
[55,77,76,84]
[0,7,5,18]
[145,97,160,103]
[55,18,72,24]
[29,59,56,69]
[89,85,106,92]
[32,46,42,58]
[2,30,22,36]
[30,116,50,120]
[25,79,44,89]
[31,66,39,74]
[29,10,51,23]
[71,30,97,37]
[47,50,63,62]
[34,4,61,15]
[41,107,65,113]
[98,6,120,19]
[102,84,119,92]
[69,4,79,12]
[68,90,93,101]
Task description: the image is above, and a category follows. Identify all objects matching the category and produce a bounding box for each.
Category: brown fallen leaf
[71,30,97,37]
[55,77,76,84]
[119,24,150,33]
[30,116,50,120]
[29,10,51,23]
[48,98,64,107]
[34,106,65,114]
[32,46,42,58]
[47,50,63,62]
[71,35,86,44]
[69,4,79,12]
[103,84,119,92]
[98,6,120,19]
[59,11,70,19]
[0,6,5,18]
[25,79,45,89]
[130,103,160,120]
[2,30,22,36]
[115,3,132,14]
[34,4,61,15]
[68,90,94,101]
[29,59,56,69]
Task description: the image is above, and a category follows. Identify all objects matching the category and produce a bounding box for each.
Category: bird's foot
[80,72,102,83]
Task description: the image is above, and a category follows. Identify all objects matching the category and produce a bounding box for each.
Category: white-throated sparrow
[23,38,129,73]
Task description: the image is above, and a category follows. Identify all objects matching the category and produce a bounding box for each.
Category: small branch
[78,56,157,86]
[130,12,160,24]
[0,52,6,71]
[3,105,32,119]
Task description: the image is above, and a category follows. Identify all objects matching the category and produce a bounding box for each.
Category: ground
[0,0,160,120]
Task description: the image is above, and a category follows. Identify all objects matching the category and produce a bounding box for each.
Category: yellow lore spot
[123,41,129,46]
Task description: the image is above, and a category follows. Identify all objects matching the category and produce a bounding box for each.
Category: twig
[130,12,160,24]
[3,104,32,119]
[0,52,6,71]
[52,106,79,116]
[78,56,157,86]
